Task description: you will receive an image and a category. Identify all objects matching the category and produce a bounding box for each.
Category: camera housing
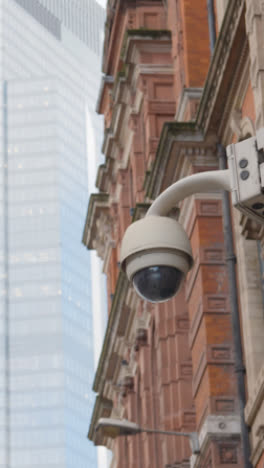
[120,216,193,303]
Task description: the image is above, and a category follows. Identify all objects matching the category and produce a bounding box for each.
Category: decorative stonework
[134,326,148,349]
[191,415,241,468]
[196,0,245,133]
[88,395,113,447]
[215,0,229,30]
[219,445,238,464]
[246,0,264,128]
[146,123,219,200]
[120,375,134,396]
[175,87,203,121]
[92,212,114,260]
[217,39,249,140]
[240,115,255,138]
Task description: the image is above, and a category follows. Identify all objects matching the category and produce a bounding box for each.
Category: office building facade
[0,0,104,467]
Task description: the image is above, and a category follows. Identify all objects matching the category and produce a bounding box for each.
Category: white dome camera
[120,216,193,303]
[120,132,264,303]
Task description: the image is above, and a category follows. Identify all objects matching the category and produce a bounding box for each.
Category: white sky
[96,0,107,7]
[86,108,111,467]
[88,1,110,466]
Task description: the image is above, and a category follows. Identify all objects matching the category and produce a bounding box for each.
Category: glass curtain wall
[0,1,105,467]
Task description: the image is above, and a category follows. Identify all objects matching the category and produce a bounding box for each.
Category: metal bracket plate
[227,136,264,225]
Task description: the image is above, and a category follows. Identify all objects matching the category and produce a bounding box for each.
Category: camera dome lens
[133,266,184,303]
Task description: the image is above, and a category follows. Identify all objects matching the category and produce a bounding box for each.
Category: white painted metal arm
[96,418,200,455]
[142,427,200,454]
[147,169,231,217]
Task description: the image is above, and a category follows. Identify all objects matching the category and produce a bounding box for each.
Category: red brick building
[83,1,264,467]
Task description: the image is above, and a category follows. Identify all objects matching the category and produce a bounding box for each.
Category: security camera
[120,131,264,303]
[120,215,193,303]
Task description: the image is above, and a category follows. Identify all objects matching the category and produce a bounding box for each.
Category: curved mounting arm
[147,169,231,217]
[142,427,200,454]
[96,417,200,455]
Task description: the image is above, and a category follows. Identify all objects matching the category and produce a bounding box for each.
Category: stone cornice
[89,203,150,435]
[196,0,246,134]
[96,74,114,115]
[190,415,241,468]
[144,2,248,202]
[102,2,166,74]
[88,394,113,445]
[146,122,218,200]
[102,102,126,157]
[82,193,109,250]
[92,203,150,392]
[176,87,203,122]
[110,31,171,105]
[93,270,129,393]
[146,121,196,198]
[96,158,114,192]
[97,30,173,193]
[122,29,171,63]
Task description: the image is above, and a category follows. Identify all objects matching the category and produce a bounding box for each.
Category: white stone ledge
[190,414,241,468]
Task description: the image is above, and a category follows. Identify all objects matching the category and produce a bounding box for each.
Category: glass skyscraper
[0,0,105,467]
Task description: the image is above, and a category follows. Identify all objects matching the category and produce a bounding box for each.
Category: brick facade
[83,1,264,467]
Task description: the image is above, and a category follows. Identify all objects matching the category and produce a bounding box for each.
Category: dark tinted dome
[133,266,183,303]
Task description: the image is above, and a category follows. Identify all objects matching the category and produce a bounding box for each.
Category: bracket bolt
[240,170,249,180]
[239,159,248,168]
